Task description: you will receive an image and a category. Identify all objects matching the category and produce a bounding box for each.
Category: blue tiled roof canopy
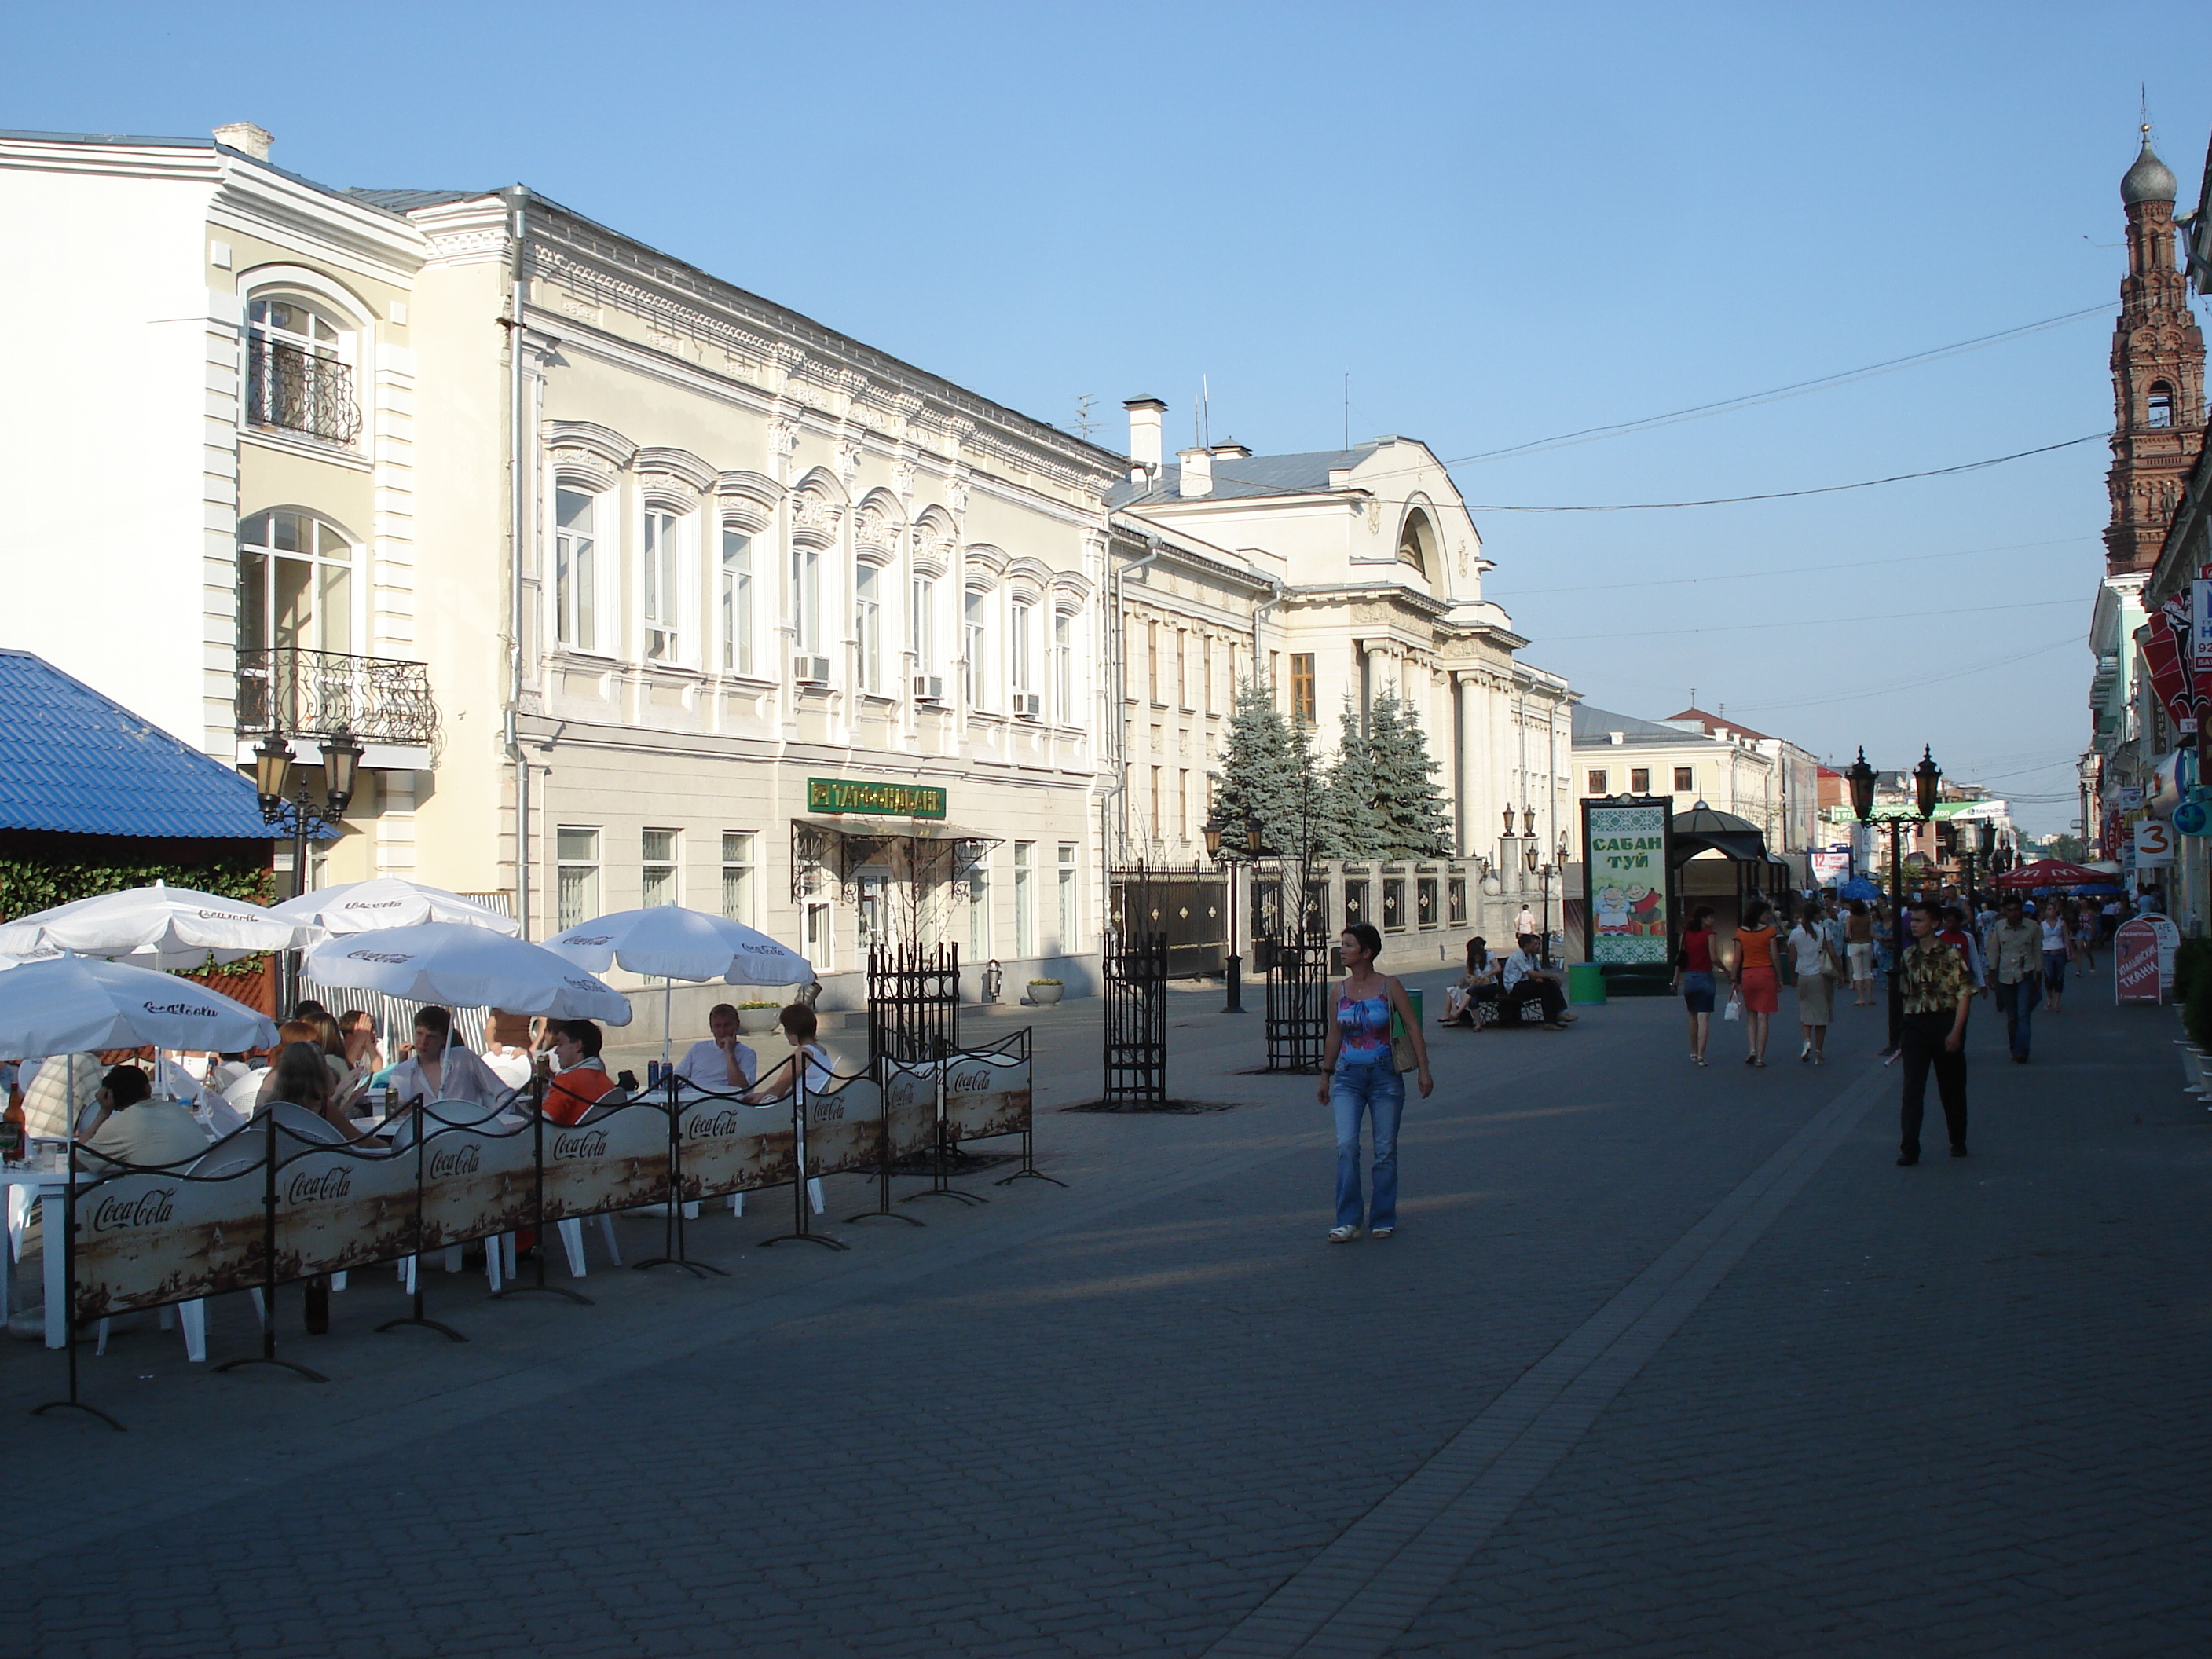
[0,651,279,839]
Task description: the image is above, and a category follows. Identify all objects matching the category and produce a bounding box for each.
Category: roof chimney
[213,122,273,160]
[1124,397,1166,475]
[1177,445,1213,498]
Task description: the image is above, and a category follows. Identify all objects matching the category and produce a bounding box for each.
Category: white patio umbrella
[546,905,811,1064]
[302,922,632,1024]
[0,954,280,1059]
[269,877,521,937]
[0,881,312,969]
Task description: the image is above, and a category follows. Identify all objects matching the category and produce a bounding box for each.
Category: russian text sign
[1585,801,1670,965]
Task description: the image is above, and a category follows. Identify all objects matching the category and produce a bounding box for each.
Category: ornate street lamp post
[1848,745,1939,1053]
[255,727,361,1009]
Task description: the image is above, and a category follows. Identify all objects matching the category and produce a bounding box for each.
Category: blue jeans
[1331,1060,1404,1230]
[1994,975,2040,1059]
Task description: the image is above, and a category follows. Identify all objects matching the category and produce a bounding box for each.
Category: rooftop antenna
[1200,374,1211,449]
[1073,394,1095,441]
[1343,372,1350,450]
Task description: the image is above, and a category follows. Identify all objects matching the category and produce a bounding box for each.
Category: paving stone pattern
[6,968,2205,1657]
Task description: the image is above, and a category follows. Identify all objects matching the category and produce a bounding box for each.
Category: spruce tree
[1210,677,1298,854]
[1368,691,1454,858]
[1320,696,1386,859]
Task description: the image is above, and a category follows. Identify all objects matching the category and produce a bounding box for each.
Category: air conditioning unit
[793,654,832,686]
[1013,692,1044,720]
[913,674,946,704]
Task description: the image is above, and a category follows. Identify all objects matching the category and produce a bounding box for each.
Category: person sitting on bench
[1441,937,1501,1027]
[1500,934,1573,1028]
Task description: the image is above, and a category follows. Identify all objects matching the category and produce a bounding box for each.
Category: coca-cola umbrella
[269,877,521,937]
[547,906,811,1066]
[0,954,279,1059]
[302,923,632,1024]
[0,881,313,970]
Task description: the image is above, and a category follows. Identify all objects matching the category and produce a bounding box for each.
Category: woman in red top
[1733,899,1781,1067]
[1673,906,1722,1067]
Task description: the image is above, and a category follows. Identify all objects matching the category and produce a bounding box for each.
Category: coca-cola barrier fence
[34,1030,1039,1430]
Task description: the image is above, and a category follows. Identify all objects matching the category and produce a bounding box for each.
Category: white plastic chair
[555,1212,624,1276]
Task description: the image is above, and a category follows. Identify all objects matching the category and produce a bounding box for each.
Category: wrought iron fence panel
[1102,929,1169,1106]
[866,943,961,1071]
[1111,868,1225,978]
[1264,931,1330,1073]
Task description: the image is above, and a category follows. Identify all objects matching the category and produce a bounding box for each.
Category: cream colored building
[1,126,1123,1011]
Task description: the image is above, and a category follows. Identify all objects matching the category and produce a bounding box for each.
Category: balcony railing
[236,646,438,748]
[246,342,362,446]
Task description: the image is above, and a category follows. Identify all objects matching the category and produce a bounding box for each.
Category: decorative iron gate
[1110,866,1226,979]
[1102,930,1169,1106]
[866,943,961,1072]
[1264,932,1329,1072]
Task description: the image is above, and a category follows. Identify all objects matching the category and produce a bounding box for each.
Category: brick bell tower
[2105,127,2206,577]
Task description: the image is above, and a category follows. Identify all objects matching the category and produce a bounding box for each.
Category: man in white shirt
[675,1003,758,1096]
[382,1005,513,1115]
[79,1065,210,1169]
[1513,904,1538,940]
[1500,935,1571,1027]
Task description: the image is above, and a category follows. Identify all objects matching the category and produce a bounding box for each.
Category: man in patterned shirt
[1897,898,1975,1166]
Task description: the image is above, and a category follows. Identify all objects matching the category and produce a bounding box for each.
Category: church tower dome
[2104,126,2204,577]
[2122,133,2178,205]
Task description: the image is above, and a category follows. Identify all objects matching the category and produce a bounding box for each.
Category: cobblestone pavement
[5,964,2205,1657]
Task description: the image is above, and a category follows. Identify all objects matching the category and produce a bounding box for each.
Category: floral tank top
[1337,991,1392,1065]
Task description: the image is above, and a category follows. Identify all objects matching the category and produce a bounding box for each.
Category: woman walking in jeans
[1316,923,1433,1242]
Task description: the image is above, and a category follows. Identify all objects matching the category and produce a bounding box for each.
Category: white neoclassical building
[0,126,1123,1013]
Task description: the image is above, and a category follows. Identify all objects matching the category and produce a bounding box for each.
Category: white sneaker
[1328,1225,1361,1243]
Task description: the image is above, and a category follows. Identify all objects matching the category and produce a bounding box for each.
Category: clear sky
[11,2,2212,833]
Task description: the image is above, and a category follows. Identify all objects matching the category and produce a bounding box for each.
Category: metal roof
[1571,704,1732,747]
[0,651,278,840]
[343,188,490,211]
[1107,443,1382,507]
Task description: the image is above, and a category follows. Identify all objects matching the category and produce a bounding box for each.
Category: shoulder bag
[1386,976,1420,1074]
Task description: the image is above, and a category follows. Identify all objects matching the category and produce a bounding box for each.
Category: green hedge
[2174,936,2212,1004]
[0,854,275,979]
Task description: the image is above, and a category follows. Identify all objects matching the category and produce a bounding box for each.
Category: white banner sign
[2133,819,2175,869]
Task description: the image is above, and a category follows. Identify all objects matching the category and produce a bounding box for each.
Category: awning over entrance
[789,816,1004,895]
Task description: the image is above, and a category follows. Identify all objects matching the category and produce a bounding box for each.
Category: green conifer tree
[1367,691,1454,857]
[1320,696,1386,859]
[1210,678,1300,854]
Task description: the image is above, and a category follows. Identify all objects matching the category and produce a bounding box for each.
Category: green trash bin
[1567,962,1608,1005]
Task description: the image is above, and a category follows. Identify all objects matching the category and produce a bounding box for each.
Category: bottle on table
[1,1086,26,1166]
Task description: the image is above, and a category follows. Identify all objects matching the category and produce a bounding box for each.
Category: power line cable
[1722,633,2082,714]
[1489,534,2087,599]
[1460,434,2104,513]
[1541,595,2080,643]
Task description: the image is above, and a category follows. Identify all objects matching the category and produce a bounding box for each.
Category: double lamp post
[254,728,362,1009]
[1845,744,1939,1053]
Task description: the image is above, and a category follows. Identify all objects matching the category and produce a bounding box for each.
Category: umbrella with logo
[547,906,811,1067]
[1995,858,2108,892]
[269,877,521,937]
[0,954,280,1058]
[302,923,632,1024]
[0,881,312,970]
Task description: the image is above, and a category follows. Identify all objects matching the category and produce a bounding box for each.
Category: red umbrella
[1996,858,2107,890]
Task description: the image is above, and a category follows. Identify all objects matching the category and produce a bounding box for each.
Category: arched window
[246,296,361,446]
[2148,382,2174,429]
[239,510,354,654]
[1398,508,1437,574]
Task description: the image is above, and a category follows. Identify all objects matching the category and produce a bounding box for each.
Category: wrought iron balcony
[246,342,362,446]
[236,646,438,749]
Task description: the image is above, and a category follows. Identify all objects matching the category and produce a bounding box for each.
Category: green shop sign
[806,777,947,819]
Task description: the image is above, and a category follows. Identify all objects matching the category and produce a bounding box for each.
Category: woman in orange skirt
[1733,899,1782,1066]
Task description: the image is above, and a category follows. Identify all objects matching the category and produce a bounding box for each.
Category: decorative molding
[545,420,638,471]
[633,445,716,493]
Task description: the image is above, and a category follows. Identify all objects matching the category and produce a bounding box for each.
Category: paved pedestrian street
[7,969,2207,1658]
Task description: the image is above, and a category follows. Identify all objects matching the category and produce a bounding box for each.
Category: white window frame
[967,855,992,960]
[237,509,358,656]
[1013,840,1035,958]
[720,831,756,924]
[1053,610,1075,724]
[793,545,822,657]
[641,827,680,907]
[1057,844,1078,950]
[642,506,687,665]
[1009,599,1035,694]
[964,588,989,712]
[244,291,359,450]
[720,526,755,676]
[856,563,884,694]
[556,826,601,931]
[553,485,606,654]
[910,574,937,674]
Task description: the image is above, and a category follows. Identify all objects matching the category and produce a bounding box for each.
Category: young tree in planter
[1320,697,1386,859]
[1368,692,1454,858]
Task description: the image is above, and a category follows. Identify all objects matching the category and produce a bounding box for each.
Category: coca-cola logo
[90,1188,176,1230]
[142,1000,217,1018]
[948,1066,993,1095]
[562,975,605,991]
[810,1099,847,1123]
[427,1144,482,1179]
[888,1079,917,1109]
[196,908,244,919]
[345,948,415,964]
[561,934,612,946]
[551,1129,610,1159]
[686,1109,753,1139]
[346,900,405,910]
[286,1167,353,1203]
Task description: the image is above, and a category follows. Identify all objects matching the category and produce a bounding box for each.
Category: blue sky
[11,2,2212,833]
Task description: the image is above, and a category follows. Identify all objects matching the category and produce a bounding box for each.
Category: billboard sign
[2115,914,2179,1004]
[1583,799,1671,965]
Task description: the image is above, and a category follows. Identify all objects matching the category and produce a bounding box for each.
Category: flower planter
[1027,983,1064,1005]
[737,1006,782,1036]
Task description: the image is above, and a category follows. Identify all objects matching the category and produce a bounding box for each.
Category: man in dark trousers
[1896,898,1976,1166]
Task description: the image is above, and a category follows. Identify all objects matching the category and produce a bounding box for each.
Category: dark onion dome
[2122,130,2177,206]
